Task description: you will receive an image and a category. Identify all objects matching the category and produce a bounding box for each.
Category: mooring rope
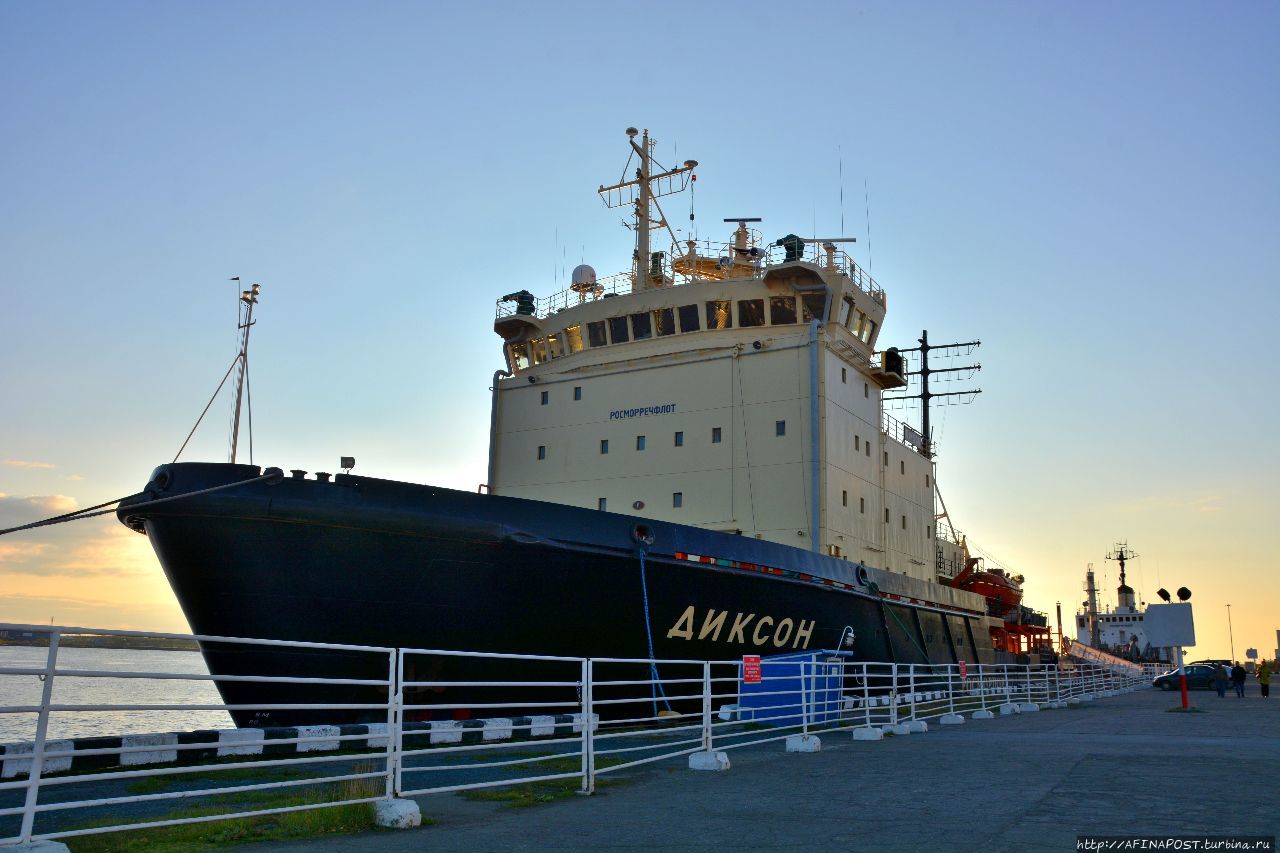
[0,470,281,537]
[637,547,673,718]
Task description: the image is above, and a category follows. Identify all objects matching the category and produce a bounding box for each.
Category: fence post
[580,659,595,794]
[862,663,872,727]
[702,661,713,751]
[948,665,956,716]
[890,663,899,726]
[387,649,401,798]
[908,665,917,722]
[19,629,60,844]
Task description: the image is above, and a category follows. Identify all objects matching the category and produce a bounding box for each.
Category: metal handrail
[1,622,1148,846]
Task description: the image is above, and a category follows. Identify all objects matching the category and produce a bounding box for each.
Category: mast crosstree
[597,127,697,293]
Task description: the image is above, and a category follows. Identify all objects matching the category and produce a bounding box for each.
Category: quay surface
[249,688,1280,852]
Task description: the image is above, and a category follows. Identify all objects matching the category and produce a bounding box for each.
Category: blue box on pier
[736,650,852,727]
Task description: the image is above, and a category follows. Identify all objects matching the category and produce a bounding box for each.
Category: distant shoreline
[0,636,200,652]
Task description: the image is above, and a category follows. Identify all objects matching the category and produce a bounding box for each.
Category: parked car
[1152,664,1222,691]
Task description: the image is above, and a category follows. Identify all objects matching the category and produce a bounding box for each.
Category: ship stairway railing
[0,622,1150,848]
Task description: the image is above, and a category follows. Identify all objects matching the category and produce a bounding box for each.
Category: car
[1152,664,1224,691]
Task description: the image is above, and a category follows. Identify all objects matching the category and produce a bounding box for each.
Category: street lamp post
[1227,604,1235,661]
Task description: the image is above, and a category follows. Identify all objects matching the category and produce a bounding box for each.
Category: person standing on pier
[1231,662,1247,698]
[1256,660,1271,699]
[1213,664,1229,698]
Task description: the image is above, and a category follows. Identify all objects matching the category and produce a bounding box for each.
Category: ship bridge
[486,128,937,589]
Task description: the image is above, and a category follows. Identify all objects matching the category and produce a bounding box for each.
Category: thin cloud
[0,497,151,578]
[2,460,56,469]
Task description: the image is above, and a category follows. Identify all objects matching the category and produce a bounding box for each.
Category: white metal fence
[0,624,1150,846]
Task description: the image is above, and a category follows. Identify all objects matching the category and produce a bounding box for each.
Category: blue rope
[637,548,673,717]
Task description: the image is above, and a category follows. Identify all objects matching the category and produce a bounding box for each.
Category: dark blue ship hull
[118,463,993,727]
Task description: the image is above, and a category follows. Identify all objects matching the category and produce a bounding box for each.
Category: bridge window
[775,420,786,436]
[653,308,676,336]
[530,338,547,365]
[769,296,797,324]
[673,492,683,508]
[861,318,877,343]
[565,325,584,354]
[547,333,564,360]
[636,435,646,451]
[674,431,684,447]
[574,386,582,400]
[738,299,766,327]
[838,296,855,327]
[712,427,722,443]
[608,316,630,344]
[587,321,608,348]
[850,310,865,335]
[600,439,609,454]
[537,445,546,460]
[631,312,653,340]
[678,304,700,333]
[508,343,530,371]
[801,293,826,323]
[706,300,732,330]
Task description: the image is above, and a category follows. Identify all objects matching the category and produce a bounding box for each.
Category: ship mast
[230,282,261,464]
[597,127,697,293]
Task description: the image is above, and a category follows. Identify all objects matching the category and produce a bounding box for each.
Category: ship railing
[493,238,886,323]
[0,623,1151,847]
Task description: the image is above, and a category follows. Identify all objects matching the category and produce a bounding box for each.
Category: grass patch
[126,767,313,795]
[66,763,395,852]
[457,754,628,808]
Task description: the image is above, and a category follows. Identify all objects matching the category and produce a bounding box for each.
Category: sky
[1,1,1277,662]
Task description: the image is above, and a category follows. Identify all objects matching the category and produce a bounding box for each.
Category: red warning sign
[958,660,968,679]
[743,655,762,684]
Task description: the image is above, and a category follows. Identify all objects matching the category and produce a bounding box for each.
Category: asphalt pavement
[243,687,1280,852]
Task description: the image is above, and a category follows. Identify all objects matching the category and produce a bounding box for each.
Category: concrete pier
[237,689,1280,850]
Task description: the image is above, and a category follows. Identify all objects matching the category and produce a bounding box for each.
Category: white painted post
[800,659,809,735]
[908,664,917,722]
[386,649,400,797]
[580,659,595,795]
[702,661,713,750]
[890,663,899,726]
[948,666,956,715]
[19,630,59,844]
[865,655,875,722]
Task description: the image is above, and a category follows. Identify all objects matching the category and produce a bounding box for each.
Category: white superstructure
[487,129,942,583]
[1073,546,1171,662]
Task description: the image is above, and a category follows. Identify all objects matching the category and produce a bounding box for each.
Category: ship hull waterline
[119,463,995,728]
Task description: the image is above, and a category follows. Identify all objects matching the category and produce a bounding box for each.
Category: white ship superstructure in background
[489,127,945,584]
[1074,543,1171,662]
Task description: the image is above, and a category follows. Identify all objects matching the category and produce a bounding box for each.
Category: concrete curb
[0,713,597,779]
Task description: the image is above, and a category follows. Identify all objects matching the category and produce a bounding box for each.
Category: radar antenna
[598,128,697,292]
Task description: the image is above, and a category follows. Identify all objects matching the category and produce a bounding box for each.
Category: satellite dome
[571,264,598,291]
